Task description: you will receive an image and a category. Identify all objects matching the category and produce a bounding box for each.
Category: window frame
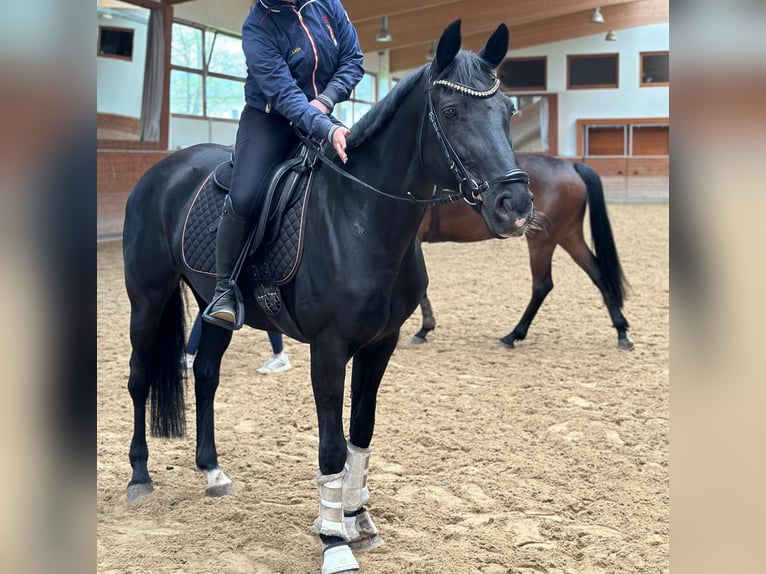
[498,56,547,92]
[567,53,620,90]
[170,19,246,122]
[98,25,135,61]
[334,71,378,127]
[576,117,670,157]
[97,0,171,151]
[639,51,669,87]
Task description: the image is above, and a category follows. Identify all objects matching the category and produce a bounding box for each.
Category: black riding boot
[203,195,247,329]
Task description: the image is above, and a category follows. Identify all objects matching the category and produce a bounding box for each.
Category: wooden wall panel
[588,127,626,156]
[626,156,669,177]
[579,156,628,176]
[632,125,669,155]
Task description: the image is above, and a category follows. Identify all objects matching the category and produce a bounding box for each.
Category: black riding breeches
[229,105,299,218]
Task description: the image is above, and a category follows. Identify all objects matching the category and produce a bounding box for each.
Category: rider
[204,0,364,328]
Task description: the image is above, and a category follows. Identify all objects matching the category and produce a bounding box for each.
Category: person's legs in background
[257,331,292,374]
[184,313,202,368]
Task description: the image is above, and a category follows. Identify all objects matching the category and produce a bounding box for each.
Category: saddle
[181,143,318,340]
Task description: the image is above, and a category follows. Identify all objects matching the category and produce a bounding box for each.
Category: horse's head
[423,20,533,238]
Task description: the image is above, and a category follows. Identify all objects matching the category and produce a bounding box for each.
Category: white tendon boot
[314,471,359,574]
[343,440,384,551]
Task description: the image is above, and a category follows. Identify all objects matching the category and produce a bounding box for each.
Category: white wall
[506,23,669,156]
[96,13,149,118]
[170,116,239,149]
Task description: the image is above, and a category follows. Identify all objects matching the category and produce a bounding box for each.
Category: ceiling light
[375,16,392,42]
[590,7,605,24]
[605,30,618,41]
[425,41,436,61]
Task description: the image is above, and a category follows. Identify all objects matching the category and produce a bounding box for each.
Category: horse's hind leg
[125,279,186,503]
[191,317,235,496]
[343,331,399,551]
[500,240,555,348]
[560,234,633,350]
[409,293,436,345]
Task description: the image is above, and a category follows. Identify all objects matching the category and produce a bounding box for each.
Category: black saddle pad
[181,162,310,285]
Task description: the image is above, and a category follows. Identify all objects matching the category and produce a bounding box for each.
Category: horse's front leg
[193,322,235,497]
[344,330,399,550]
[310,336,359,573]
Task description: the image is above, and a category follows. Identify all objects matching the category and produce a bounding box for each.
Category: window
[335,72,377,127]
[567,54,619,89]
[640,51,669,86]
[498,57,547,91]
[577,118,669,156]
[170,22,246,120]
[98,26,134,60]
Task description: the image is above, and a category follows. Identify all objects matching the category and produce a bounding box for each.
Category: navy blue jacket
[243,0,364,140]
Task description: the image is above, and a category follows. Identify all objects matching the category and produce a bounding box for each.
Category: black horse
[122,20,533,573]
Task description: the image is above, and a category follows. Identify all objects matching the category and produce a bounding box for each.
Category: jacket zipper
[295,8,319,98]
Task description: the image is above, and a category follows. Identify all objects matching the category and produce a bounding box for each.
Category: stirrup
[202,281,245,330]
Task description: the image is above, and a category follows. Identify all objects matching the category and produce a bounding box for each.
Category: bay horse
[412,153,633,350]
[122,20,533,573]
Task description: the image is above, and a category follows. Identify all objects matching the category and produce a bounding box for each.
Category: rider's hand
[331,127,350,164]
[309,99,330,115]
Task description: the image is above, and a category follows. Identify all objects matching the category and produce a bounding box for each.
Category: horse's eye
[443,107,457,119]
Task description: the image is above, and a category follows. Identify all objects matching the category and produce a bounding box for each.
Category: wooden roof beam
[356,0,642,53]
[388,0,669,74]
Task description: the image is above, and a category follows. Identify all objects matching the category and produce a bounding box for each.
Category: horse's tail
[573,162,630,308]
[149,283,187,439]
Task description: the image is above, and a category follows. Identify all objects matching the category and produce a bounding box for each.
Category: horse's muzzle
[484,186,534,238]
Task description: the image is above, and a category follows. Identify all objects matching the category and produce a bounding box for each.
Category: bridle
[295,66,530,206]
[423,71,530,205]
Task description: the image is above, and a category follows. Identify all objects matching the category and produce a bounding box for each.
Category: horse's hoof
[205,482,235,497]
[126,482,154,503]
[322,543,359,574]
[346,509,385,552]
[407,335,427,346]
[498,337,516,349]
[348,533,385,552]
[618,337,635,350]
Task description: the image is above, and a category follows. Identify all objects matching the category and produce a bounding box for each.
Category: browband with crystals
[431,77,501,98]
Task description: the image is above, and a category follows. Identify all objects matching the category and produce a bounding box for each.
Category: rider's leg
[203,106,298,329]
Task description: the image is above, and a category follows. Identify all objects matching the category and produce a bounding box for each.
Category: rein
[294,130,463,206]
[295,67,530,206]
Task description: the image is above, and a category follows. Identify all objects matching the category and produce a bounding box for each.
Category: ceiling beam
[388,0,668,74]
[343,0,464,23]
[355,0,641,54]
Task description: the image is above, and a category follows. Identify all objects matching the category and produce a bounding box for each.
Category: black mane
[346,51,498,150]
[346,65,428,150]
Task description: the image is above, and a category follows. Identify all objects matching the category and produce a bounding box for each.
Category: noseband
[424,73,530,205]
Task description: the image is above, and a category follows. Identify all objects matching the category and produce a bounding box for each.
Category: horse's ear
[432,19,462,76]
[478,23,509,69]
